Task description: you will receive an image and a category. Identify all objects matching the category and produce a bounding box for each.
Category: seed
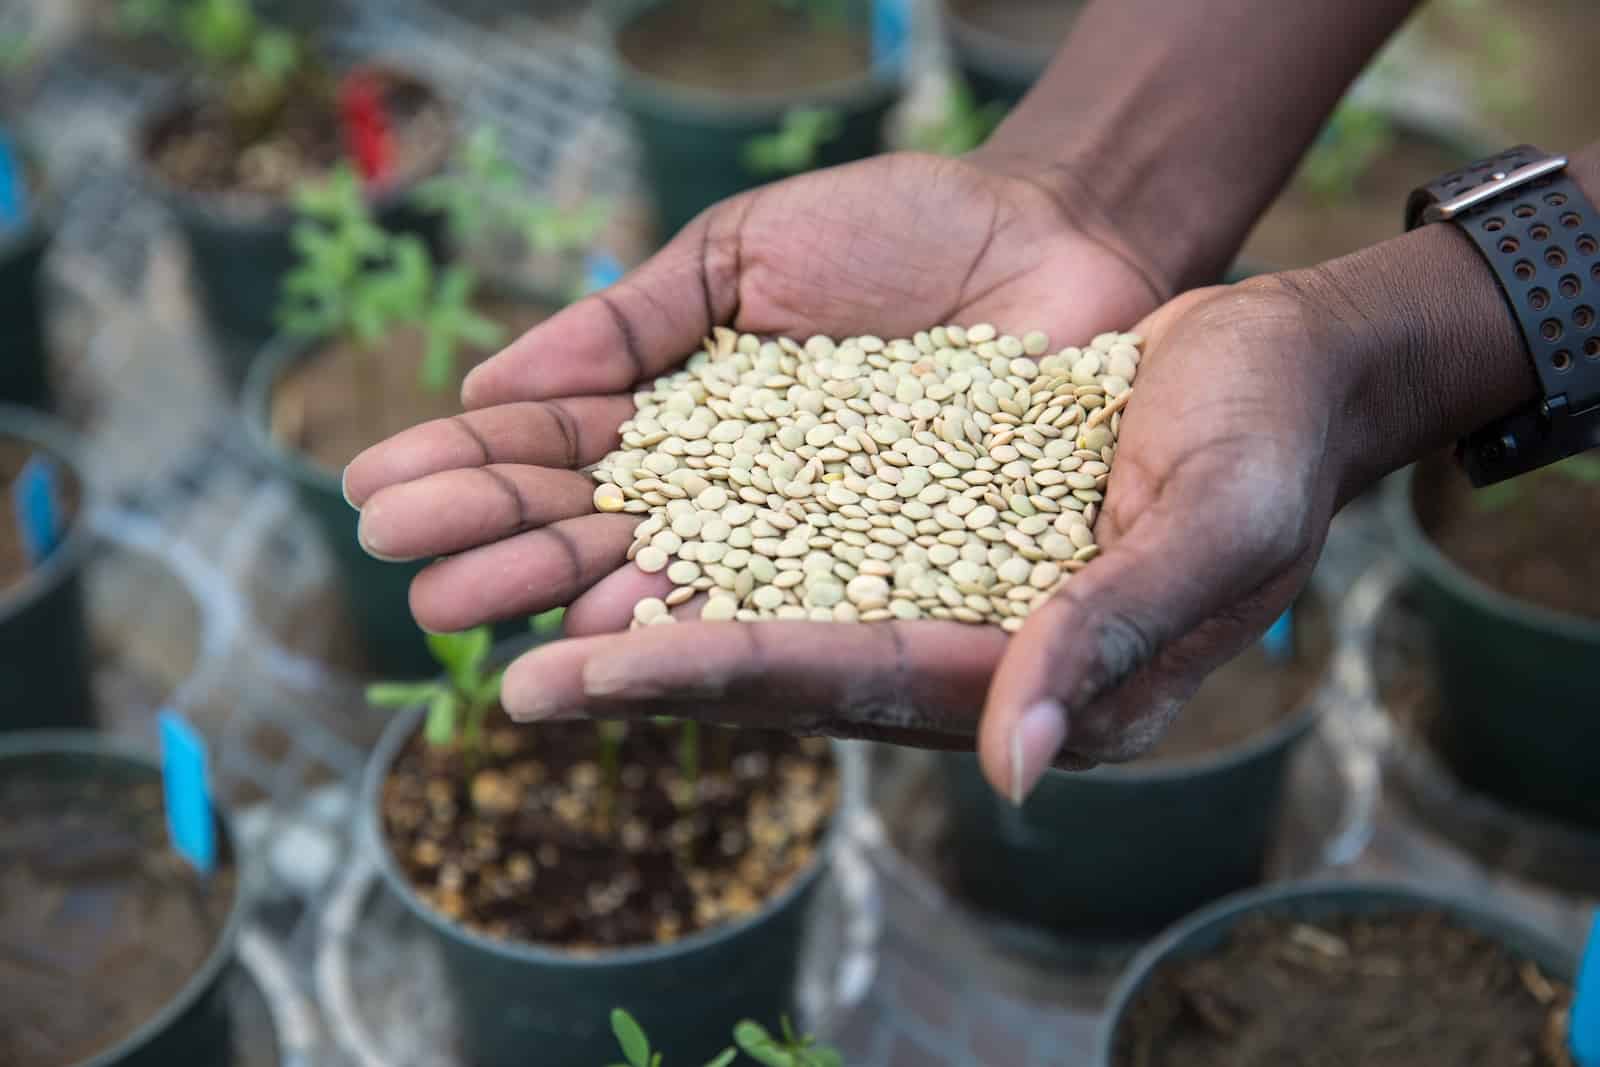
[633,597,668,624]
[1023,331,1049,356]
[667,560,701,585]
[594,485,626,512]
[702,596,738,621]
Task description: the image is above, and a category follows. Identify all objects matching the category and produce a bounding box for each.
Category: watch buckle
[1421,155,1569,224]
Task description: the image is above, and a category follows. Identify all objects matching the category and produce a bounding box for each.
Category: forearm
[1289,142,1600,499]
[980,0,1420,296]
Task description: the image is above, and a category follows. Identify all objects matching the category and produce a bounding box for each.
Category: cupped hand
[344,151,1345,802]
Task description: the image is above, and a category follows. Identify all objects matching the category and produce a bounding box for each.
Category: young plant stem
[597,722,624,832]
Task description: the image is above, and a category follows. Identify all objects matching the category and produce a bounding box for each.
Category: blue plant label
[0,132,25,229]
[160,711,216,876]
[1574,911,1600,1065]
[872,0,911,74]
[582,251,624,296]
[1261,608,1294,663]
[12,454,62,566]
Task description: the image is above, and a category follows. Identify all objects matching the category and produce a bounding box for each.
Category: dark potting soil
[618,0,871,94]
[948,0,1083,48]
[381,719,836,951]
[145,69,452,210]
[1414,454,1600,621]
[1112,911,1574,1067]
[271,298,553,473]
[0,438,79,593]
[1137,596,1330,764]
[0,770,236,1067]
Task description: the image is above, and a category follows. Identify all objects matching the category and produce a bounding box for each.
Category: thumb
[977,450,1313,803]
[461,205,743,407]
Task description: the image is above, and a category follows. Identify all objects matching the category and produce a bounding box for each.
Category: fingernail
[341,466,357,510]
[505,700,580,723]
[1009,700,1068,807]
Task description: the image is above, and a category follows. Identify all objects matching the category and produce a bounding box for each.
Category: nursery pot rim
[1384,464,1600,643]
[0,729,247,1067]
[134,60,457,229]
[606,0,904,124]
[1056,592,1332,784]
[1094,877,1580,1066]
[361,664,856,970]
[0,405,95,626]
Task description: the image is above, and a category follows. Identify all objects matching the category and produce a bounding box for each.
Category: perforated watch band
[1406,145,1600,485]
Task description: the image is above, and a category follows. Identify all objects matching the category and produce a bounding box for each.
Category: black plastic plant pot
[362,699,854,1067]
[1386,464,1600,828]
[940,621,1326,941]
[0,149,56,411]
[943,0,1085,110]
[1094,880,1578,1066]
[0,407,94,731]
[242,337,443,677]
[0,731,245,1067]
[135,74,450,391]
[609,0,903,242]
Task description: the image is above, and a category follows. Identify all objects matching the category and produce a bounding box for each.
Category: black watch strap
[1406,145,1600,486]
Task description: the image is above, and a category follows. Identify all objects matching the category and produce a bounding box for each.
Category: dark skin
[345,0,1569,802]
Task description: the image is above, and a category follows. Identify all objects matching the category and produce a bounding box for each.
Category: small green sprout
[1474,453,1600,512]
[413,125,609,268]
[909,80,1007,157]
[606,1010,842,1067]
[280,164,503,392]
[530,607,566,639]
[367,626,503,752]
[743,108,843,177]
[121,0,305,127]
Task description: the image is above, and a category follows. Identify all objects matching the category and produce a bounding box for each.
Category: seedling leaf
[611,1009,652,1067]
[734,1021,794,1067]
[705,1050,739,1067]
[424,690,459,747]
[427,628,491,693]
[366,682,442,708]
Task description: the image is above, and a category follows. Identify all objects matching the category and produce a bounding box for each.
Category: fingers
[342,397,633,508]
[461,210,738,408]
[356,465,598,562]
[980,453,1314,803]
[499,620,1007,747]
[408,514,640,633]
[562,565,670,636]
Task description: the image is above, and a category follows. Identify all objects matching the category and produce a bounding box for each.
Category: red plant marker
[340,72,394,186]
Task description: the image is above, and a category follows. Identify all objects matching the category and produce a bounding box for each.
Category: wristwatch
[1406,146,1600,486]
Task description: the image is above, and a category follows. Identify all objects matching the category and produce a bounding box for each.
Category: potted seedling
[1387,454,1600,830]
[608,1008,845,1067]
[243,153,586,675]
[939,592,1331,942]
[942,0,1084,111]
[1099,881,1577,1067]
[0,729,244,1066]
[362,629,846,1067]
[0,406,93,731]
[609,0,906,240]
[135,0,454,385]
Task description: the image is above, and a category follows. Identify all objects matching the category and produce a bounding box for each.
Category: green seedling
[1474,453,1600,512]
[530,606,566,639]
[413,124,609,289]
[367,626,504,753]
[279,164,503,392]
[1298,100,1395,204]
[606,1009,843,1067]
[596,720,628,830]
[743,108,843,177]
[908,80,1007,157]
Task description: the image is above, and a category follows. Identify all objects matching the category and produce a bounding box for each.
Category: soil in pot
[617,0,871,94]
[1412,455,1600,622]
[1135,596,1331,765]
[947,0,1080,50]
[0,764,237,1067]
[0,435,80,590]
[1111,910,1574,1067]
[144,67,453,213]
[269,298,552,472]
[380,718,836,950]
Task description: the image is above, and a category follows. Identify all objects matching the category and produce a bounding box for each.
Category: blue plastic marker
[1574,911,1600,1065]
[12,454,62,565]
[1262,607,1294,663]
[160,711,216,876]
[0,132,26,229]
[872,0,910,74]
[582,250,624,297]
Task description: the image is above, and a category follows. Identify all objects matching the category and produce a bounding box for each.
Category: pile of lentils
[590,324,1138,632]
